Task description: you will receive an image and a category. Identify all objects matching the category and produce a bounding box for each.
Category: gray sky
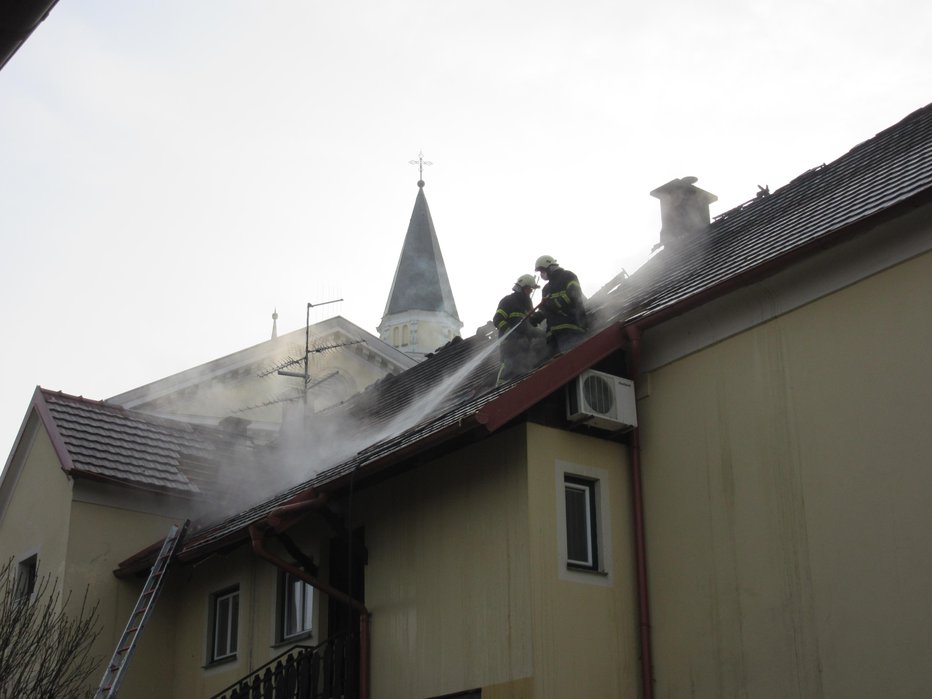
[1,0,930,459]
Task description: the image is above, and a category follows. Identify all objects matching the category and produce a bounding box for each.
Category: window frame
[208,586,240,664]
[278,571,314,642]
[556,461,612,585]
[14,554,38,601]
[564,475,600,571]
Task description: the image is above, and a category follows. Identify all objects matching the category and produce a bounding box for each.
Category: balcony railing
[211,633,358,699]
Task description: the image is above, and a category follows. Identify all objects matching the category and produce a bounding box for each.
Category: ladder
[95,520,189,698]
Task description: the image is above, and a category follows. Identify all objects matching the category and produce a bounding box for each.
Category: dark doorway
[327,526,366,638]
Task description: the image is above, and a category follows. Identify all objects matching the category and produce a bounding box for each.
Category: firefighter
[529,255,587,354]
[493,273,543,384]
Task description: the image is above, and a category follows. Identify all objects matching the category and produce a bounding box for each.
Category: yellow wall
[67,499,185,698]
[361,423,639,699]
[362,427,534,699]
[639,251,932,697]
[525,423,639,699]
[147,525,327,698]
[0,416,189,697]
[0,416,73,584]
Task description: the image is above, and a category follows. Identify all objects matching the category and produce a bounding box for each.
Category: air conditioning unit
[566,369,637,432]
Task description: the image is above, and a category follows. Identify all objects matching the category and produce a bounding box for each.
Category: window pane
[229,594,239,654]
[302,585,313,631]
[284,578,299,637]
[213,590,239,660]
[16,556,37,600]
[282,574,313,638]
[565,484,591,565]
[215,597,230,658]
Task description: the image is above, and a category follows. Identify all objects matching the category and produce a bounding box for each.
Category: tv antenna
[272,299,349,408]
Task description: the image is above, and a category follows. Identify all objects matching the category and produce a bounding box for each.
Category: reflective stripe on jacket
[493,291,534,336]
[540,267,586,335]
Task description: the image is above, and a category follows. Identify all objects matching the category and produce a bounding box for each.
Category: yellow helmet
[535,255,557,271]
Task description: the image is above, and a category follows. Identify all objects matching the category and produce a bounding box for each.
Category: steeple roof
[382,181,460,320]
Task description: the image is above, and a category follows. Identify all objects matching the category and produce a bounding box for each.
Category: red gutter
[264,490,329,533]
[249,524,370,699]
[625,324,654,699]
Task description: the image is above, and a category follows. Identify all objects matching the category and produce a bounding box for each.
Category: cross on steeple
[409,150,433,185]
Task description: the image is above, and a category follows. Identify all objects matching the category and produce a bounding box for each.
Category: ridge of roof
[108,315,415,408]
[592,101,932,326]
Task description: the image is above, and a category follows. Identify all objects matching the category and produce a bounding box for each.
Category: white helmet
[535,255,558,271]
[515,273,540,290]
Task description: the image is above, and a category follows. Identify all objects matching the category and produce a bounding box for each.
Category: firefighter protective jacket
[493,290,534,337]
[538,267,586,334]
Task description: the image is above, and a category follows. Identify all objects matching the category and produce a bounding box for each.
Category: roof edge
[31,387,78,475]
[476,323,628,432]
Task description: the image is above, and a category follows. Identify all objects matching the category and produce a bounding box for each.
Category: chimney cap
[650,176,718,204]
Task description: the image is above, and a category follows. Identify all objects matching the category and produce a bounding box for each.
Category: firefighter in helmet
[493,273,544,384]
[529,255,587,354]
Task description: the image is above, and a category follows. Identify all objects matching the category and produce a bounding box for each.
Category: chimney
[650,177,717,249]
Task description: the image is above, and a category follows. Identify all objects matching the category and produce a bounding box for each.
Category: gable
[108,316,415,432]
[0,410,73,580]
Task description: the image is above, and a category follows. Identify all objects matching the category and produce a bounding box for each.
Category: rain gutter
[624,324,654,699]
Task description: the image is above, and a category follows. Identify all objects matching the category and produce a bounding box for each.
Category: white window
[564,476,599,570]
[15,554,37,601]
[279,572,314,640]
[210,586,239,662]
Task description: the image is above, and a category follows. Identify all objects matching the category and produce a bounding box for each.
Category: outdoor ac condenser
[566,369,637,432]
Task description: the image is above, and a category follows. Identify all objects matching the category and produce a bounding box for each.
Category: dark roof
[32,388,252,496]
[0,0,59,71]
[119,322,629,573]
[382,182,460,320]
[590,102,932,325]
[120,103,932,573]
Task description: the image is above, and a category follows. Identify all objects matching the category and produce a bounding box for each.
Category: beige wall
[361,427,534,699]
[362,422,639,699]
[0,416,191,697]
[135,524,328,698]
[525,423,639,699]
[0,416,73,584]
[67,499,185,698]
[639,251,932,698]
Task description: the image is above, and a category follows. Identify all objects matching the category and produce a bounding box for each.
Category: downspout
[625,323,654,699]
[248,502,370,699]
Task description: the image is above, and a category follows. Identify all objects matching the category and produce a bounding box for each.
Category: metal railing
[210,634,358,699]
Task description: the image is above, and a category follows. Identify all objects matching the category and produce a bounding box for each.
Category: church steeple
[378,172,462,360]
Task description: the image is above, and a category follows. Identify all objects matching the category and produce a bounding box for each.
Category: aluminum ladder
[95,520,189,698]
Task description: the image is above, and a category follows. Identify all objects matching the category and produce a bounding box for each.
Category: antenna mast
[279,299,343,410]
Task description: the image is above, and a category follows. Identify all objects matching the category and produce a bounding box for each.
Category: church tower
[378,172,462,361]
